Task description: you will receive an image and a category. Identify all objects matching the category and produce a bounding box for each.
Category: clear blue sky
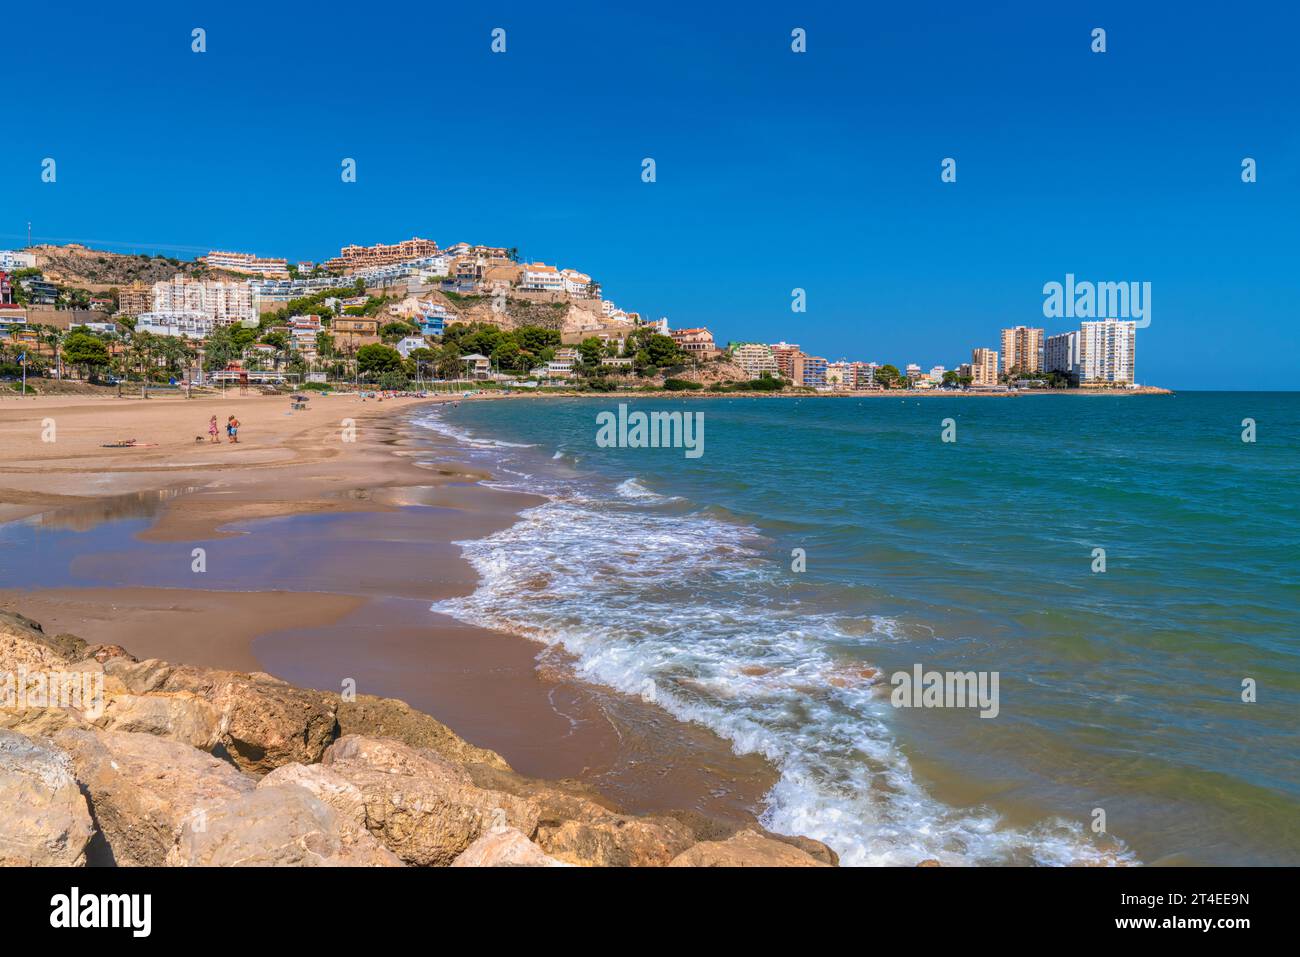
[2,1,1295,389]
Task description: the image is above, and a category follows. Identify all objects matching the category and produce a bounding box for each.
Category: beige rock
[534,814,698,867]
[0,611,86,672]
[104,659,338,774]
[322,735,540,866]
[166,785,403,867]
[339,695,510,770]
[55,727,255,866]
[95,692,220,750]
[668,828,833,867]
[259,763,366,828]
[451,827,571,867]
[0,729,94,866]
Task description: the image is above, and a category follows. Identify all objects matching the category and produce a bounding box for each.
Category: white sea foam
[416,409,1136,867]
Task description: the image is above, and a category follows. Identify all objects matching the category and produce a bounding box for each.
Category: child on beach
[227,415,240,443]
[208,415,220,444]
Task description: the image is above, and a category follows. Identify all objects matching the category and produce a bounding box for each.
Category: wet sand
[0,391,777,824]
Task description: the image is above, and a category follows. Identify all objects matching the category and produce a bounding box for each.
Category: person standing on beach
[208,415,220,444]
[227,415,240,443]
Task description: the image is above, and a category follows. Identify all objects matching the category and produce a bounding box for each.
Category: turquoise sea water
[422,393,1299,866]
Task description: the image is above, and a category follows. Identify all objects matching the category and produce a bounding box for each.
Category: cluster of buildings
[719,319,1138,391]
[1,238,1141,390]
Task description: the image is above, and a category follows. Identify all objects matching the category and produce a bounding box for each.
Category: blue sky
[2,1,1295,389]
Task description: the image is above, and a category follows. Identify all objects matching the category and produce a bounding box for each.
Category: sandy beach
[0,389,776,824]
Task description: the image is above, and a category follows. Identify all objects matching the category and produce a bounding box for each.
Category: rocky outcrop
[321,735,540,866]
[451,827,570,867]
[95,692,220,750]
[0,610,838,868]
[105,658,337,774]
[0,729,94,866]
[260,763,367,828]
[338,695,509,770]
[166,785,402,867]
[0,610,87,671]
[55,728,255,866]
[534,815,698,867]
[667,828,832,867]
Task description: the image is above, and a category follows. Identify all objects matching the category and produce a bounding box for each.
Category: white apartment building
[520,263,565,293]
[0,250,37,272]
[1079,319,1136,385]
[201,250,290,278]
[1044,331,1081,380]
[136,311,215,339]
[561,269,593,298]
[729,342,778,377]
[152,276,257,326]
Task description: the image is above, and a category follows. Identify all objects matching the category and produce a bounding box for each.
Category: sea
[417,392,1300,866]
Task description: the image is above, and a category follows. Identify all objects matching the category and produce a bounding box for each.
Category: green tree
[61,331,110,381]
[356,343,403,380]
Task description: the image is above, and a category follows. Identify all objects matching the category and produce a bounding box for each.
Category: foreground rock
[55,728,254,866]
[451,827,570,867]
[668,828,832,867]
[0,729,94,866]
[339,695,510,770]
[0,610,86,671]
[322,735,541,866]
[105,659,337,774]
[2,610,839,867]
[167,785,402,867]
[534,815,699,867]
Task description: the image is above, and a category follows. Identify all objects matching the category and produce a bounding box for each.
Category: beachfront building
[728,342,778,378]
[1044,330,1081,382]
[769,341,802,380]
[792,354,829,388]
[670,327,718,360]
[971,347,999,386]
[826,361,853,390]
[849,361,877,389]
[324,237,440,273]
[135,311,214,339]
[519,263,566,294]
[905,363,923,383]
[201,250,290,279]
[1078,319,1136,386]
[152,276,257,327]
[1000,325,1045,374]
[928,365,947,384]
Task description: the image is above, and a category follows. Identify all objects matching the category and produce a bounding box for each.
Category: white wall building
[1044,331,1081,379]
[136,311,215,339]
[729,342,778,377]
[152,276,257,326]
[519,264,565,293]
[0,250,37,272]
[1079,320,1136,385]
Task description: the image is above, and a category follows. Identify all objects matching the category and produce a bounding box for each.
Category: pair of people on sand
[208,415,240,444]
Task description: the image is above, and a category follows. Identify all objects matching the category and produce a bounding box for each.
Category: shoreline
[0,391,780,826]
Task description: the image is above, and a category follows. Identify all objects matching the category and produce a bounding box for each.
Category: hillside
[30,244,227,289]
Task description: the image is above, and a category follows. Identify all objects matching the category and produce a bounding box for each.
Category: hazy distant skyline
[2,1,1296,389]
